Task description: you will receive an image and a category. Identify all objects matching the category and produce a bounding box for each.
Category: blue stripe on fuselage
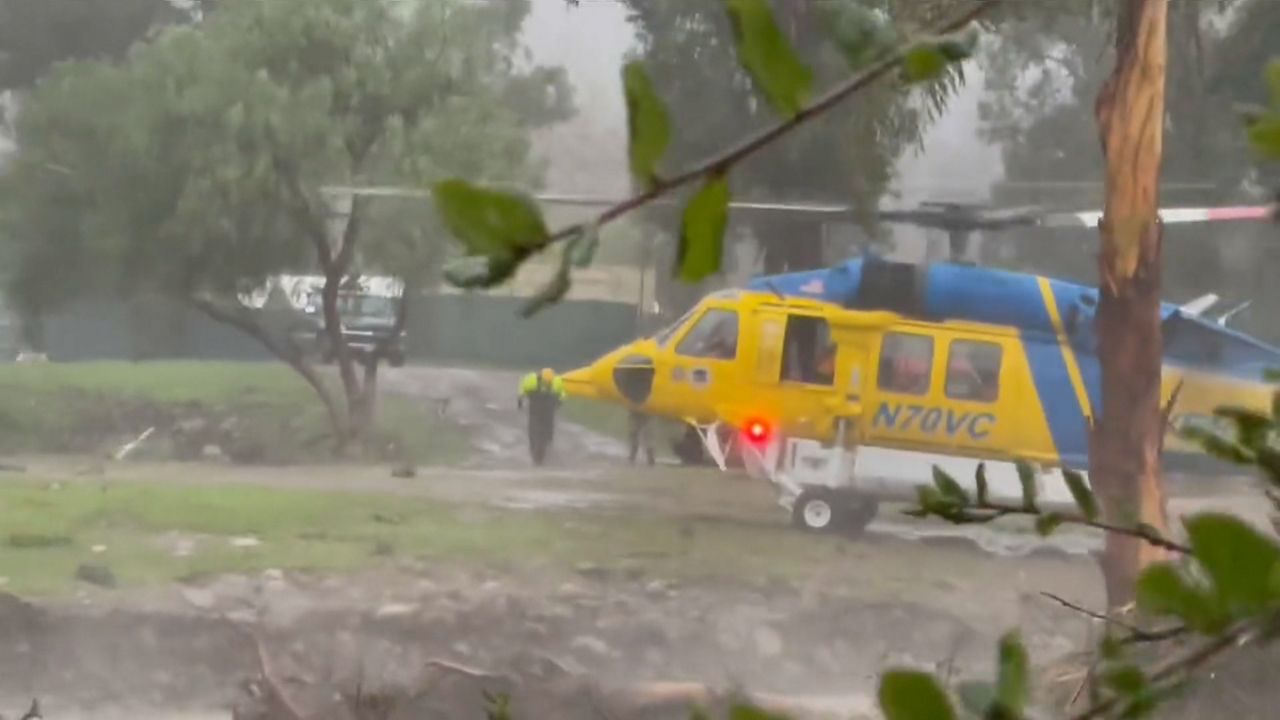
[1020,277,1091,469]
[1049,280,1104,419]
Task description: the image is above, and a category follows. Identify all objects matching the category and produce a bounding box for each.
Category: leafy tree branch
[432,0,1000,313]
[909,463,1193,555]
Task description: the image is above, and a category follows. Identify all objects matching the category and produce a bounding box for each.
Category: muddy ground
[0,366,1271,719]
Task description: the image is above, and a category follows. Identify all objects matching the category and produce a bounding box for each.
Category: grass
[560,397,632,440]
[0,475,870,598]
[0,361,469,465]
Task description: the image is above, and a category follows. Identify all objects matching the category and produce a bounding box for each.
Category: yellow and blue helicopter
[556,198,1278,532]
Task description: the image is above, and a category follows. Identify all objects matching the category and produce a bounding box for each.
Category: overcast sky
[521,0,1005,204]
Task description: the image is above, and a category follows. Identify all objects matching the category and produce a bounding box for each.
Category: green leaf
[914,485,944,512]
[1101,662,1147,697]
[621,61,671,189]
[677,173,730,282]
[1135,563,1229,633]
[723,0,813,118]
[878,670,955,720]
[1247,116,1280,160]
[443,255,518,289]
[1266,59,1280,103]
[955,680,995,717]
[520,248,572,318]
[1063,469,1098,521]
[901,43,947,84]
[727,703,788,720]
[828,4,899,70]
[569,222,600,268]
[993,632,1029,716]
[1035,512,1065,537]
[932,466,969,505]
[1015,461,1038,511]
[432,179,551,256]
[1214,405,1272,450]
[1184,512,1280,615]
[900,29,978,85]
[975,463,989,506]
[1180,423,1253,464]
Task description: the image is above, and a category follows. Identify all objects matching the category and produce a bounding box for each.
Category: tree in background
[0,0,570,453]
[621,0,969,319]
[978,0,1280,340]
[0,0,203,93]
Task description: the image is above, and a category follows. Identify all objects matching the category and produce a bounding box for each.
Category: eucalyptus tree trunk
[1091,0,1172,610]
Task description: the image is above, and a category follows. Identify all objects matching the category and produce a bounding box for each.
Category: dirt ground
[0,366,1272,719]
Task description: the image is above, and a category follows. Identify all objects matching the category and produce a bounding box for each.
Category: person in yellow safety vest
[518,368,565,464]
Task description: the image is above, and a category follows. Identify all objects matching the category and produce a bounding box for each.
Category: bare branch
[188,296,348,446]
[1067,615,1270,720]
[251,632,308,720]
[1039,591,1187,645]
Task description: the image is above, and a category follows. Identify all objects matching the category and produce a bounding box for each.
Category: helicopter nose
[561,364,607,400]
[561,346,656,406]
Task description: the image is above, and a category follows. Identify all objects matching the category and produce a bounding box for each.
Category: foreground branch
[940,499,1192,554]
[1039,592,1187,645]
[1067,614,1270,720]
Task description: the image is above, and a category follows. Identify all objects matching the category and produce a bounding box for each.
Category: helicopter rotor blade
[319,185,1278,228]
[1035,205,1276,229]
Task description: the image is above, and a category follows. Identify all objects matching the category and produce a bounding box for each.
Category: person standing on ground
[518,367,565,465]
[627,408,656,466]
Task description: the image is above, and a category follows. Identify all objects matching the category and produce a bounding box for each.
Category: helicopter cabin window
[675,308,739,360]
[780,315,835,386]
[945,340,1002,403]
[877,332,933,395]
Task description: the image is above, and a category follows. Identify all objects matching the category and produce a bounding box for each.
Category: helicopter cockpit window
[878,331,933,395]
[945,339,1002,403]
[780,315,835,386]
[675,308,739,360]
[653,307,697,347]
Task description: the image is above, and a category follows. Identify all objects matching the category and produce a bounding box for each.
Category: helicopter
[321,184,1278,534]
[549,197,1278,533]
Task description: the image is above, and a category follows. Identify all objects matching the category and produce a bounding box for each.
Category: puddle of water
[871,520,1101,557]
[492,489,616,511]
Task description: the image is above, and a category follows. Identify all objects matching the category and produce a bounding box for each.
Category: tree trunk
[317,197,368,457]
[1091,0,1171,610]
[189,298,350,453]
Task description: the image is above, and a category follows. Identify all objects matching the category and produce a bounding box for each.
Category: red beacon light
[744,418,771,444]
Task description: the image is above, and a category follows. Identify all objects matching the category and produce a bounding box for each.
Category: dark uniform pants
[628,410,655,465]
[527,391,558,463]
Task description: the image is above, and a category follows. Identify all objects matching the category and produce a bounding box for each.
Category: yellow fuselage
[562,290,1272,470]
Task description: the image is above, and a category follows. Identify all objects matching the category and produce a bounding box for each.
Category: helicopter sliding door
[863,325,1020,459]
[750,309,855,443]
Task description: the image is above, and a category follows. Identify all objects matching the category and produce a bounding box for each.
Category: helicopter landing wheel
[791,488,844,533]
